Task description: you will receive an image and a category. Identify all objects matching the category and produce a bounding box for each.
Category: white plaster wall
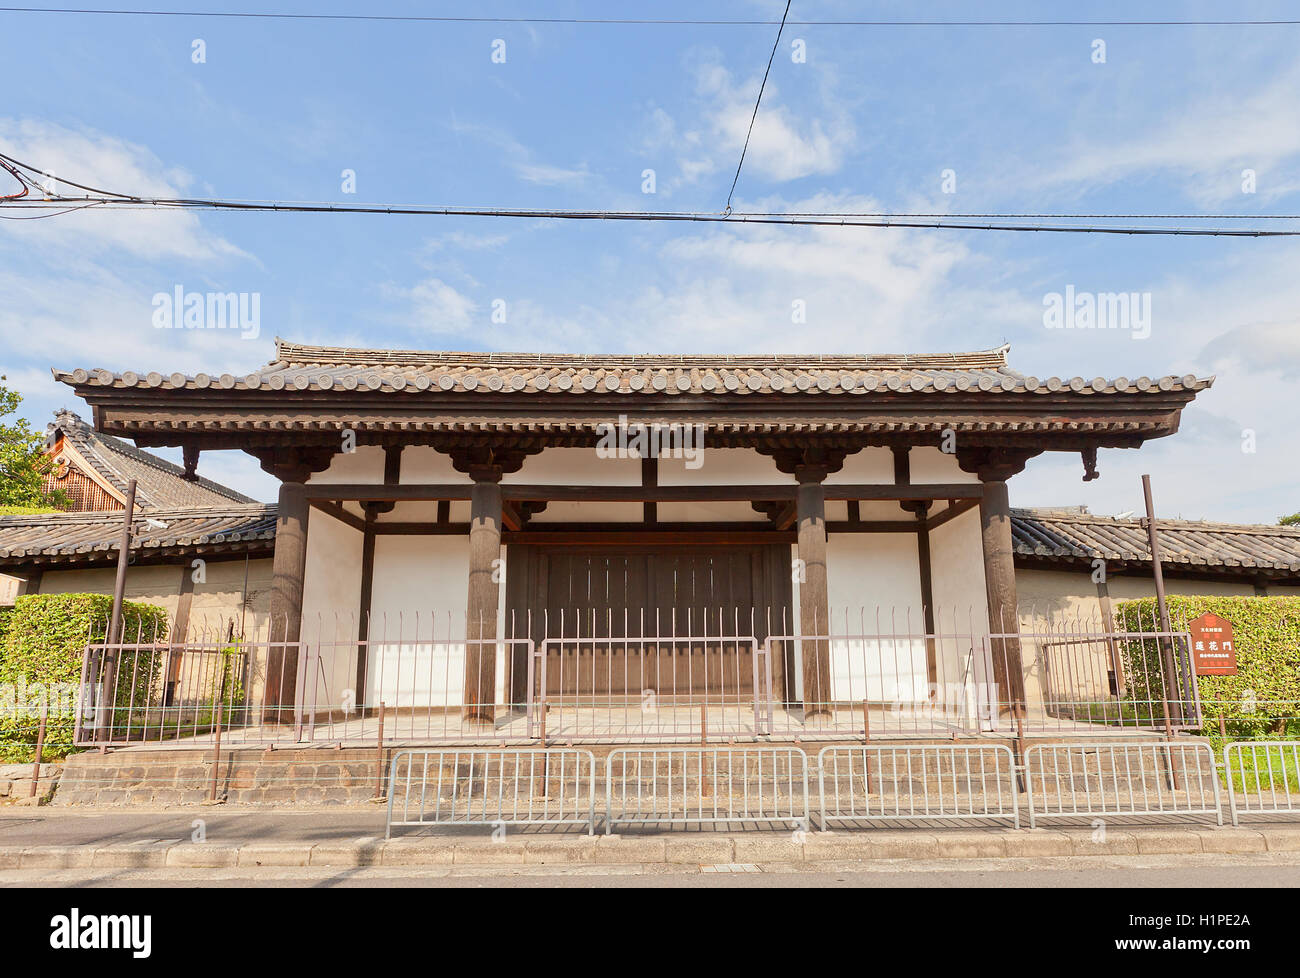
[657,501,768,522]
[825,448,894,484]
[505,448,641,485]
[364,535,471,709]
[929,506,997,716]
[823,533,929,703]
[909,447,979,484]
[308,446,385,484]
[299,509,364,705]
[5,558,274,641]
[532,502,642,523]
[658,449,792,486]
[929,507,991,634]
[1014,569,1296,629]
[399,447,471,484]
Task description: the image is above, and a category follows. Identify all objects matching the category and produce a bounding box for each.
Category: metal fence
[818,744,1020,827]
[604,746,810,833]
[1224,740,1300,825]
[69,605,1204,748]
[386,748,598,837]
[1023,740,1222,828]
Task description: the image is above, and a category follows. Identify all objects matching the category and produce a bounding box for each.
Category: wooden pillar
[15,570,42,597]
[896,448,937,691]
[978,478,1026,714]
[1095,577,1125,696]
[266,480,310,716]
[796,466,832,717]
[464,474,503,723]
[355,446,399,705]
[915,513,938,690]
[355,514,377,704]
[165,561,196,708]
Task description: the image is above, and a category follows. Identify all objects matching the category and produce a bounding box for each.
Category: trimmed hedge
[1115,595,1300,738]
[0,593,169,761]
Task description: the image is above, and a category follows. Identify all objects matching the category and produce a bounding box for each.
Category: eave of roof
[0,504,276,563]
[47,410,255,509]
[1011,509,1300,573]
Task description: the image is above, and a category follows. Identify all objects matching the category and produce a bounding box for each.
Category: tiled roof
[0,504,276,563]
[1012,508,1300,573]
[47,410,254,510]
[52,338,1213,398]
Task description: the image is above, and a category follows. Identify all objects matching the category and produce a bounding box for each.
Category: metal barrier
[1024,740,1222,828]
[1225,740,1300,826]
[605,747,810,833]
[818,744,1019,828]
[385,748,598,838]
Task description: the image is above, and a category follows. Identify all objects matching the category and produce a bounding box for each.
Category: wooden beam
[304,481,982,503]
[309,499,367,532]
[306,484,474,502]
[501,501,523,532]
[926,497,981,531]
[502,530,796,546]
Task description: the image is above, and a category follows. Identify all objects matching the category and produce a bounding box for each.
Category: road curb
[2,825,1297,870]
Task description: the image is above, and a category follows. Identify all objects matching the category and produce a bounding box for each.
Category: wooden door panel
[507,544,792,699]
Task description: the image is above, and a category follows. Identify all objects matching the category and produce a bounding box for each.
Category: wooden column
[978,479,1026,713]
[165,561,196,708]
[355,446,399,705]
[355,514,377,704]
[915,513,938,690]
[464,474,504,723]
[1095,577,1125,696]
[267,479,310,716]
[15,571,42,597]
[957,447,1038,717]
[796,466,832,717]
[895,448,937,690]
[253,446,336,721]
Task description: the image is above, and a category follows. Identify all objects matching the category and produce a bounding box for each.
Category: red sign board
[1189,612,1237,676]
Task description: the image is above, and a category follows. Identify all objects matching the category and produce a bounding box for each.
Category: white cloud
[0,118,247,262]
[646,60,855,191]
[1034,63,1300,206]
[384,277,478,335]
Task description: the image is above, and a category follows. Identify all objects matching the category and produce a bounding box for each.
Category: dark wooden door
[505,545,792,701]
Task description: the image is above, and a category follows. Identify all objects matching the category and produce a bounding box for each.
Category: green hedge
[1115,595,1300,739]
[0,593,169,761]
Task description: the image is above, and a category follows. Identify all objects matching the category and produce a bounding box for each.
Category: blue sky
[2,0,1299,521]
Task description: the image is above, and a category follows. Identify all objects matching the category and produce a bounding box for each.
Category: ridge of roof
[47,411,256,509]
[270,338,1017,372]
[52,337,1215,398]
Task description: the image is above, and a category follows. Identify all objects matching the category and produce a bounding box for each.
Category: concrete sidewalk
[2,810,1300,871]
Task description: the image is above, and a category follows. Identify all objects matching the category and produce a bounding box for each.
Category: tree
[0,377,65,509]
[1281,513,1300,526]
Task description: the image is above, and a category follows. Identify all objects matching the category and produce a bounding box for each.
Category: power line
[5,153,1299,236]
[2,8,1298,26]
[725,0,790,214]
[6,198,1300,237]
